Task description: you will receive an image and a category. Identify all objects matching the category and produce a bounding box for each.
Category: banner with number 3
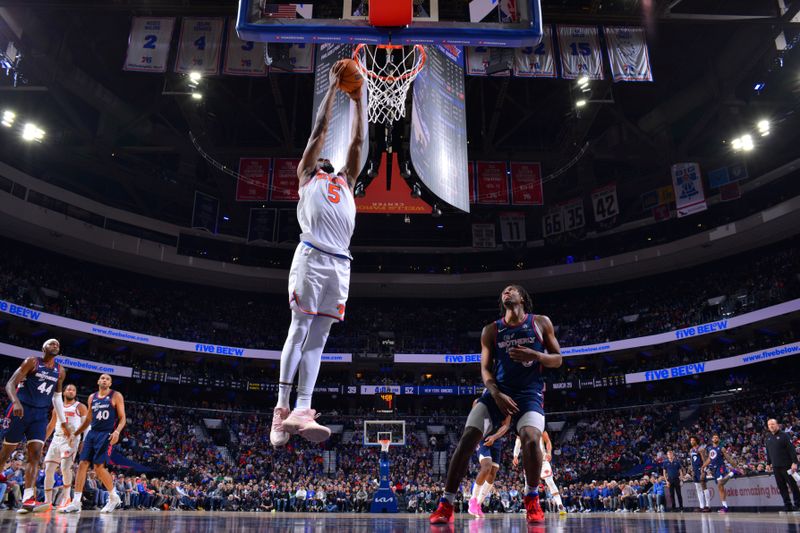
[223,20,267,77]
[123,17,176,73]
[175,17,225,75]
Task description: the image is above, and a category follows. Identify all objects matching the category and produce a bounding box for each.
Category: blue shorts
[477,440,502,466]
[712,465,733,481]
[1,403,50,444]
[478,390,544,432]
[80,430,112,465]
[692,469,704,483]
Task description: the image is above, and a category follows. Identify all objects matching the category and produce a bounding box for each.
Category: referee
[765,419,800,512]
[662,450,684,511]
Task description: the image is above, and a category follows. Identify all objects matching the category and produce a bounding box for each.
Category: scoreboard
[374,392,395,414]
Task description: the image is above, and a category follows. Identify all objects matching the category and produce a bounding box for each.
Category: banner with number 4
[175,17,225,75]
[123,17,176,73]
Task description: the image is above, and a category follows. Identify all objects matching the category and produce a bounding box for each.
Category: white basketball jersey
[297,171,356,258]
[55,401,83,437]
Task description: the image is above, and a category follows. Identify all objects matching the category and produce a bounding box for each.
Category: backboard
[237,0,543,47]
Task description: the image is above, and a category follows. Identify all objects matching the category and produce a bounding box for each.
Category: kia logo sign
[374,497,394,503]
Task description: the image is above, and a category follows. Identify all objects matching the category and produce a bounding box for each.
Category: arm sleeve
[513,437,521,459]
[52,393,67,424]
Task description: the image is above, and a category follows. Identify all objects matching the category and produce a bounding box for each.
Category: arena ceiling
[0,0,798,248]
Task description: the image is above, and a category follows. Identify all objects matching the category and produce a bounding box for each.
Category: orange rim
[353,43,427,82]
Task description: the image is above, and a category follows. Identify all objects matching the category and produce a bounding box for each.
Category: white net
[354,44,426,125]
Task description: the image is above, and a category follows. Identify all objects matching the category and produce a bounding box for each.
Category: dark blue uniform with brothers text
[2,359,60,444]
[80,390,118,465]
[479,314,545,429]
[690,446,705,482]
[707,445,732,480]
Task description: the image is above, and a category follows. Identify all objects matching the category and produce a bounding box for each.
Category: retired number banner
[223,19,267,77]
[557,25,604,80]
[175,17,224,75]
[591,183,619,222]
[465,47,512,77]
[603,27,653,82]
[671,162,708,218]
[514,26,557,78]
[123,17,175,73]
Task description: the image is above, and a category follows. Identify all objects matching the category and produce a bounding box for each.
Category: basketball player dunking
[270,61,364,446]
[689,435,711,512]
[0,338,70,513]
[514,429,567,515]
[60,373,126,514]
[42,384,87,511]
[430,285,562,524]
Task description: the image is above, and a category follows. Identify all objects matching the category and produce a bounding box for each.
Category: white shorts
[44,435,78,464]
[288,243,351,321]
[541,460,553,479]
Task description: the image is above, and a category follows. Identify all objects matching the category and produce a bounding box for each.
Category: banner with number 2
[175,17,224,75]
[123,17,176,73]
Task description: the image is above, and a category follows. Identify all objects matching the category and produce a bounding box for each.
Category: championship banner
[556,25,604,80]
[591,183,619,222]
[476,161,510,204]
[468,161,476,203]
[174,17,225,75]
[270,43,316,74]
[223,19,267,77]
[123,17,175,73]
[671,162,708,217]
[247,208,277,242]
[465,47,512,76]
[514,26,557,78]
[603,27,653,82]
[509,162,543,205]
[270,158,301,201]
[191,191,219,233]
[236,157,270,201]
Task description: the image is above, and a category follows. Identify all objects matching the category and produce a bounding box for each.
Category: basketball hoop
[353,43,426,125]
[379,438,391,453]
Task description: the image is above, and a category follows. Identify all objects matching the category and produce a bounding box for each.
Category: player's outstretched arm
[297,63,346,187]
[5,358,36,417]
[111,392,127,446]
[342,92,364,190]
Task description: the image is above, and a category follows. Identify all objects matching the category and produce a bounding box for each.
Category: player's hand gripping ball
[332,59,363,99]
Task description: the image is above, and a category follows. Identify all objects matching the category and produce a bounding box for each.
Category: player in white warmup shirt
[270,61,364,446]
[41,384,87,512]
[514,430,567,515]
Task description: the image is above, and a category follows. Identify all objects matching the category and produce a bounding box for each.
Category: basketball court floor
[3,511,800,532]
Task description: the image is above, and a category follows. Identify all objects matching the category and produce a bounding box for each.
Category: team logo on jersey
[336,304,346,316]
[709,450,717,459]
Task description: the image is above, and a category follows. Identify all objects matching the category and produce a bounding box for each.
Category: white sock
[23,487,34,501]
[276,314,313,408]
[45,462,58,504]
[478,483,492,504]
[471,482,481,500]
[74,492,82,504]
[554,494,564,508]
[722,500,728,508]
[695,484,705,508]
[295,317,334,410]
[704,489,711,507]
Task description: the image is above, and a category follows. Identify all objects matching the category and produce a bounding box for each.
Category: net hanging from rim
[353,43,426,125]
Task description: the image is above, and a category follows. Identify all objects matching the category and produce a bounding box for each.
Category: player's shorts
[45,435,79,463]
[692,468,704,483]
[1,403,49,445]
[288,243,350,321]
[477,441,502,467]
[541,460,553,479]
[477,391,545,433]
[79,430,112,465]
[712,465,734,481]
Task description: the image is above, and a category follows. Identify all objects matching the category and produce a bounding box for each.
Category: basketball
[336,58,363,96]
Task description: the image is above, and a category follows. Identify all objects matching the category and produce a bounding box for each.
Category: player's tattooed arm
[6,357,36,417]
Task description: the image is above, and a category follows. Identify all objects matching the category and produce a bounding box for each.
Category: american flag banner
[261,3,298,18]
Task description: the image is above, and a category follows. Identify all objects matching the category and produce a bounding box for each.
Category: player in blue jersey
[688,435,711,512]
[703,434,741,513]
[60,373,127,514]
[431,285,562,525]
[0,338,70,513]
[467,399,511,518]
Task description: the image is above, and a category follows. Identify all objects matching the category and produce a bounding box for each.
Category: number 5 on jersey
[327,183,342,204]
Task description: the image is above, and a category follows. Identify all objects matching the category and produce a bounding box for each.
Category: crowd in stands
[1,237,797,354]
[0,384,797,513]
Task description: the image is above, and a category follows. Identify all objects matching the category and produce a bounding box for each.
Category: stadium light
[1,110,15,127]
[577,76,589,87]
[21,122,45,142]
[576,99,587,108]
[731,134,754,152]
[191,92,203,100]
[757,119,770,136]
[189,71,202,82]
